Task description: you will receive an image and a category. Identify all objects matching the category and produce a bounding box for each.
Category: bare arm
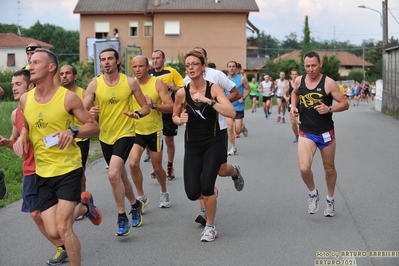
[0,109,19,149]
[241,77,251,99]
[172,89,186,125]
[152,79,173,114]
[124,78,150,119]
[227,87,241,102]
[13,94,29,157]
[57,91,100,149]
[290,76,301,118]
[283,81,290,102]
[83,79,99,119]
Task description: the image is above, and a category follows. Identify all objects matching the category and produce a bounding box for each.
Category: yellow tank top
[133,76,163,134]
[96,74,135,144]
[73,87,85,142]
[24,87,82,177]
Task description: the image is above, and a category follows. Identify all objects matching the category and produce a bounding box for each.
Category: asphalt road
[1,100,398,266]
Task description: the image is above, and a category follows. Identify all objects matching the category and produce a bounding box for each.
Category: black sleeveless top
[298,74,334,134]
[184,81,220,142]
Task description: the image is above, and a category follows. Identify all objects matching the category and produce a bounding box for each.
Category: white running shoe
[228,147,237,156]
[159,192,171,208]
[308,190,320,214]
[201,225,218,242]
[324,199,335,217]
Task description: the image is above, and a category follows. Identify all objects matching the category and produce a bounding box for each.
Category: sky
[1,0,399,46]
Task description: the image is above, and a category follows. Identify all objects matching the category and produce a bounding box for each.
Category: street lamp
[358,5,382,26]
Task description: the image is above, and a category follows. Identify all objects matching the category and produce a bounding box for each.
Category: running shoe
[228,147,237,156]
[277,116,281,122]
[324,199,335,217]
[265,115,268,119]
[293,135,299,143]
[232,164,244,191]
[143,152,151,162]
[116,216,130,236]
[81,191,102,226]
[150,170,157,179]
[200,225,218,242]
[308,190,320,214]
[282,117,285,123]
[195,209,207,226]
[46,246,68,266]
[137,195,149,207]
[0,170,7,200]
[235,133,240,138]
[159,192,171,208]
[130,200,144,227]
[242,126,248,137]
[167,166,175,181]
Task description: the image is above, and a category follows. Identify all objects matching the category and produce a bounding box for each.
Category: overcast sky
[1,0,398,46]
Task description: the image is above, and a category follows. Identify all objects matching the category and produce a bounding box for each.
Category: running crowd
[0,45,350,265]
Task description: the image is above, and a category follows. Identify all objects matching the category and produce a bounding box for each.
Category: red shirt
[15,106,35,176]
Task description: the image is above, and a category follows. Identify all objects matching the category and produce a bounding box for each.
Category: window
[345,66,353,70]
[7,54,15,67]
[130,22,138,37]
[144,21,153,37]
[164,21,180,36]
[95,22,109,39]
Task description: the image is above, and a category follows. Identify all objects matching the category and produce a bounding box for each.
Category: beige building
[73,0,259,70]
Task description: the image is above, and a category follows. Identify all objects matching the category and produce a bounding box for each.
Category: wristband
[134,110,143,118]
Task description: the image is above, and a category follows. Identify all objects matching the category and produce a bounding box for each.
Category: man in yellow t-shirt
[84,48,150,236]
[13,48,102,265]
[129,55,173,209]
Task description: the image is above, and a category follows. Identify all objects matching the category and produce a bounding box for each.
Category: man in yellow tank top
[13,49,102,266]
[84,48,150,237]
[60,64,90,198]
[129,56,173,209]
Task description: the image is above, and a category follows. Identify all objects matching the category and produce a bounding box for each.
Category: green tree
[281,32,300,49]
[320,55,340,80]
[300,16,312,65]
[347,70,364,83]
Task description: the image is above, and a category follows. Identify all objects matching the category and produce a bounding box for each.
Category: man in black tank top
[290,51,349,218]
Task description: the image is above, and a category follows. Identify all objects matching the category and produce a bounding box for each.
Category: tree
[300,16,312,65]
[281,32,300,49]
[320,55,340,80]
[347,70,364,83]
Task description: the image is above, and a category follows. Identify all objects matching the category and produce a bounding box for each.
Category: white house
[0,33,53,71]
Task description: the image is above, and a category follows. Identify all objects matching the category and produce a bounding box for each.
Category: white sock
[309,189,318,196]
[326,196,334,202]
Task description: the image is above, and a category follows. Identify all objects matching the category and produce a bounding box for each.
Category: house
[273,50,374,78]
[73,0,259,71]
[0,33,53,71]
[383,45,399,116]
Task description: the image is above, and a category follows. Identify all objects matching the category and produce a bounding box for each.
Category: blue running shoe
[116,216,130,236]
[130,200,144,227]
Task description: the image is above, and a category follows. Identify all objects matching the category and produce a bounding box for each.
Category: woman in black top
[173,50,235,242]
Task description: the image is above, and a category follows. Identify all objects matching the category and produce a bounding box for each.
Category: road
[0,101,398,266]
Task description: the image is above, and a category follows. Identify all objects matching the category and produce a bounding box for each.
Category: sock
[326,196,334,202]
[167,162,173,167]
[118,212,127,219]
[131,200,140,209]
[309,189,318,197]
[160,191,168,195]
[205,224,214,228]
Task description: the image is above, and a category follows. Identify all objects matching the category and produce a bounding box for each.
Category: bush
[0,70,14,101]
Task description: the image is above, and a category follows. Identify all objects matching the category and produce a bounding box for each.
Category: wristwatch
[210,99,217,107]
[69,125,79,138]
[328,106,333,113]
[151,103,157,109]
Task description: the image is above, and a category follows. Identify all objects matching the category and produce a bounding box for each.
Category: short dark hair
[207,62,216,69]
[13,69,30,84]
[62,64,77,75]
[153,50,165,58]
[100,48,121,72]
[226,60,237,67]
[303,51,321,63]
[236,62,242,69]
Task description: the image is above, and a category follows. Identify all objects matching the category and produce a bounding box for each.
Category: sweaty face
[227,63,237,75]
[304,56,322,78]
[185,56,203,78]
[60,66,76,87]
[12,75,29,101]
[29,52,49,83]
[132,57,149,79]
[100,51,118,74]
[151,51,164,70]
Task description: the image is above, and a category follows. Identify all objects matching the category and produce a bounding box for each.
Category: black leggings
[184,137,225,200]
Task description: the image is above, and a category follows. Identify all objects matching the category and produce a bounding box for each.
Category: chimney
[154,0,159,7]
